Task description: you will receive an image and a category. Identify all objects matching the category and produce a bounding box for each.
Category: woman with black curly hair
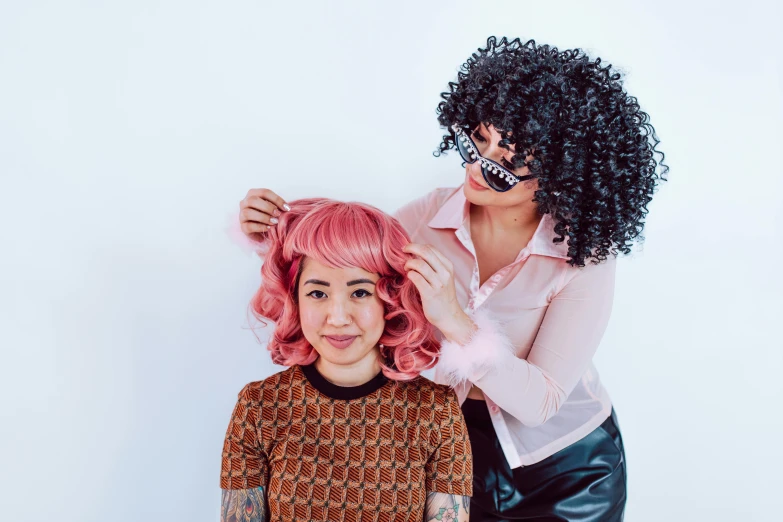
[238,36,667,521]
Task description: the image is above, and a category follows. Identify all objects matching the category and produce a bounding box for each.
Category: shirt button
[490,405,499,413]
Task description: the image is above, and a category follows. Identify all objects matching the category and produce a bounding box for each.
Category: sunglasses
[452,124,536,192]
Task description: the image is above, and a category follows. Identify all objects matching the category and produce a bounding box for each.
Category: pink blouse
[392,186,615,468]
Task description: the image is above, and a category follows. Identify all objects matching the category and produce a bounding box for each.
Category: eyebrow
[347,279,376,286]
[303,279,330,287]
[302,278,377,287]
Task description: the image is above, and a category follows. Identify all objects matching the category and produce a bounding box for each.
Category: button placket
[467,266,479,311]
[485,397,500,414]
[473,267,510,310]
[455,225,480,312]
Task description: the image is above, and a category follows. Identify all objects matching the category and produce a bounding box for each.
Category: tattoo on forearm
[425,491,470,521]
[220,487,266,522]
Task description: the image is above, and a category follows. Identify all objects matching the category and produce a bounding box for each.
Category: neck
[314,347,382,386]
[470,198,542,234]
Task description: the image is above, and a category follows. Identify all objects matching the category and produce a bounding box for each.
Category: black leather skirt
[462,398,627,521]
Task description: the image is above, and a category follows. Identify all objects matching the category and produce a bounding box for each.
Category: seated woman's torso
[238,364,472,522]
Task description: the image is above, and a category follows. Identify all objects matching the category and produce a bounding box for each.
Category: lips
[324,335,358,349]
[468,175,489,191]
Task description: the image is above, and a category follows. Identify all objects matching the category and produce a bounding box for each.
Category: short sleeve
[220,382,268,489]
[424,389,473,496]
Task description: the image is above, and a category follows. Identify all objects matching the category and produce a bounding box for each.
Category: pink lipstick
[324,335,357,349]
[468,175,488,191]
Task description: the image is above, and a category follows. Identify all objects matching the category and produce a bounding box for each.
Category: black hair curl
[435,36,668,267]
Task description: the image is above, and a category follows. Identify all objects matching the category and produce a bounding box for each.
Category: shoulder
[559,252,618,290]
[392,376,459,412]
[394,187,457,219]
[392,187,459,234]
[236,366,299,402]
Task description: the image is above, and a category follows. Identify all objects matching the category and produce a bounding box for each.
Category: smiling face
[297,257,386,368]
[463,123,539,207]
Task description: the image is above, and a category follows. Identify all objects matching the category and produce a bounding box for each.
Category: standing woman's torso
[393,186,616,468]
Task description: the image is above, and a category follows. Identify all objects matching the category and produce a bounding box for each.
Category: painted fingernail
[283,204,291,211]
[272,209,281,217]
[270,217,278,224]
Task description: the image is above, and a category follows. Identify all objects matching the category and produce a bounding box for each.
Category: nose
[467,161,482,176]
[326,299,352,327]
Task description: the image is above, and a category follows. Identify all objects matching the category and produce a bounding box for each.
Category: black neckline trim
[299,363,388,400]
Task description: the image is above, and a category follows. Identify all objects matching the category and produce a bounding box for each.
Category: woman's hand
[239,188,290,240]
[402,243,475,344]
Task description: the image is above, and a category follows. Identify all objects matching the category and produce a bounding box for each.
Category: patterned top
[220,364,473,522]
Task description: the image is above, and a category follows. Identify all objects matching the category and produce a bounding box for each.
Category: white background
[1,1,781,521]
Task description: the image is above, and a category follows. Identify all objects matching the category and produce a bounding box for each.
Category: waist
[460,380,614,467]
[462,397,493,425]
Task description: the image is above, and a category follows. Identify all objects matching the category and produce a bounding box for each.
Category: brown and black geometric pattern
[221,365,472,522]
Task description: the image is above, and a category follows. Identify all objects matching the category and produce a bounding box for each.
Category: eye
[352,289,373,298]
[471,130,486,143]
[306,290,327,299]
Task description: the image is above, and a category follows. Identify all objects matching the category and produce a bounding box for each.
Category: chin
[463,177,536,208]
[314,342,376,367]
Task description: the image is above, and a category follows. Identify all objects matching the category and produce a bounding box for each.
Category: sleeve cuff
[436,308,516,387]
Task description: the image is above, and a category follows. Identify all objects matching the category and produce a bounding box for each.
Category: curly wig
[436,36,669,266]
[250,198,439,380]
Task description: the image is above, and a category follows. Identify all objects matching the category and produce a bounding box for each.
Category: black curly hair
[435,36,668,267]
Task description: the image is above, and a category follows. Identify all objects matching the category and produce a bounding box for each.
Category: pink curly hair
[250,198,439,380]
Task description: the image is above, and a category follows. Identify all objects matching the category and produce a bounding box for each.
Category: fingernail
[283,204,291,211]
[272,209,281,217]
[270,217,278,224]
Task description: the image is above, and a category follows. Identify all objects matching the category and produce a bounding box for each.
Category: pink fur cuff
[437,308,516,387]
[226,212,268,259]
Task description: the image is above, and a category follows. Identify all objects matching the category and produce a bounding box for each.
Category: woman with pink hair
[220,198,472,522]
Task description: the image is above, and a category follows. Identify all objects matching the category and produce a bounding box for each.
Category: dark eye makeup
[305,289,374,299]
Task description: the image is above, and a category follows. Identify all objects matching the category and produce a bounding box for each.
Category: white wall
[1,1,781,520]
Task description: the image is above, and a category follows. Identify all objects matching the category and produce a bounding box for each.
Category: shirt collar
[427,186,570,260]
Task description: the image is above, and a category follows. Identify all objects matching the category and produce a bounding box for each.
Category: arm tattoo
[220,487,266,522]
[425,491,470,522]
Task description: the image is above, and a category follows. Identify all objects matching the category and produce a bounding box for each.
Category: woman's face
[297,257,386,368]
[463,123,539,207]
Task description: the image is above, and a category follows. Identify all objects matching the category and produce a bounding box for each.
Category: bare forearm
[425,491,470,522]
[220,487,266,522]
